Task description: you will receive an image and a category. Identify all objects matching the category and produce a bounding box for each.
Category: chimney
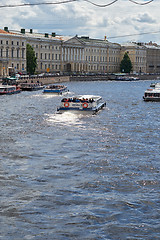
[45,33,49,38]
[4,27,9,32]
[30,29,33,34]
[21,29,25,34]
[52,32,56,37]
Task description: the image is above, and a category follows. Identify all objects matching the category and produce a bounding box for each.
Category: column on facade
[67,47,69,61]
[61,47,64,61]
[73,48,75,61]
[80,48,82,61]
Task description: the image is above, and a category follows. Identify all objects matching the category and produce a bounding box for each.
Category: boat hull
[57,102,106,114]
[143,97,160,102]
[43,86,68,94]
[0,89,21,95]
[43,89,67,94]
[21,87,43,91]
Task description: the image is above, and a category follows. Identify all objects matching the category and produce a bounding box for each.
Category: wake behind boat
[43,84,68,94]
[57,95,106,114]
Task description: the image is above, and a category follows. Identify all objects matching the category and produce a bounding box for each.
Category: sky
[0,0,159,44]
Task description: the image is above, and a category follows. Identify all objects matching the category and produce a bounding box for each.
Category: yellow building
[0,28,26,77]
[120,42,146,74]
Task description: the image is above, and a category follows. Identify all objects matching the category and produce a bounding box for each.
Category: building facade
[120,42,147,74]
[0,28,26,77]
[144,41,160,74]
[0,27,160,77]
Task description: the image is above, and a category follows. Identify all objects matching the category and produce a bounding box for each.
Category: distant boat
[57,95,106,114]
[0,85,21,95]
[150,82,160,88]
[150,82,157,87]
[143,83,160,101]
[43,84,68,94]
[20,83,43,91]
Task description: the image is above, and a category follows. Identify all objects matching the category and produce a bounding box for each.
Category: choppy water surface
[0,80,160,240]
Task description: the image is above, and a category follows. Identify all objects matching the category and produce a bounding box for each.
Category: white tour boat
[143,83,160,101]
[57,95,106,114]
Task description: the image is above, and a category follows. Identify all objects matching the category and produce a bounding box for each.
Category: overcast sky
[0,0,159,44]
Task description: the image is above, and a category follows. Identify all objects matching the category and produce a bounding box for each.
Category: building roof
[0,29,16,35]
[77,36,120,47]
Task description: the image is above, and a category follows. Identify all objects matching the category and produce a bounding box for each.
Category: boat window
[61,97,95,103]
[154,93,159,97]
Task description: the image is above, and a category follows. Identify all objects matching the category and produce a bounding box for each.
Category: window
[22,49,25,59]
[0,48,3,57]
[11,49,14,58]
[6,48,9,58]
[17,49,19,58]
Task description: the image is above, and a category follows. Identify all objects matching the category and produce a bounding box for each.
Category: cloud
[0,0,160,44]
[135,13,156,24]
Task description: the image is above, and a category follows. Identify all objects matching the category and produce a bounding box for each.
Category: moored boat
[20,82,43,91]
[143,84,160,101]
[0,85,21,95]
[57,95,106,114]
[43,84,68,94]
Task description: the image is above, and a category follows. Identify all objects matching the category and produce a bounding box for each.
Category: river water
[0,80,160,240]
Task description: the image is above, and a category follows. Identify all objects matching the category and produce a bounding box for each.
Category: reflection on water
[46,111,95,127]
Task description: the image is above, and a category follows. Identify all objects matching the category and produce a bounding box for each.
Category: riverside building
[120,42,147,74]
[0,27,160,77]
[0,27,26,77]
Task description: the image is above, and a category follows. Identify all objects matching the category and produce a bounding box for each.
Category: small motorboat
[43,84,68,94]
[57,95,106,114]
[0,85,21,95]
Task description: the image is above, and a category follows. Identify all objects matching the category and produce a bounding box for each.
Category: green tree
[26,44,37,75]
[120,52,132,73]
